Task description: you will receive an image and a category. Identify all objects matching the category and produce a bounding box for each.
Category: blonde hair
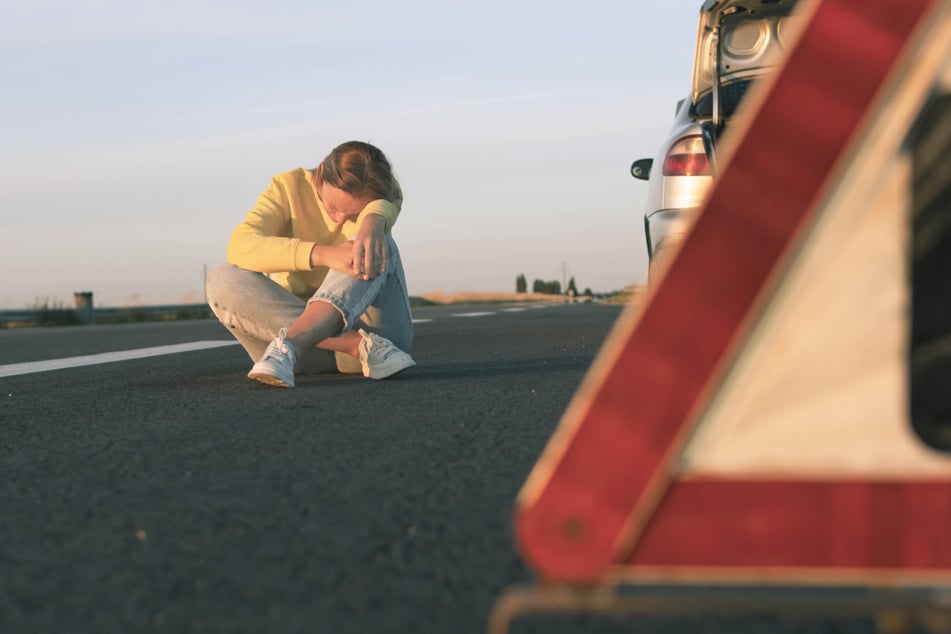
[314,141,400,202]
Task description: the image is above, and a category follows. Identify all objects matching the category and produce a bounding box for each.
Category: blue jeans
[206,236,413,374]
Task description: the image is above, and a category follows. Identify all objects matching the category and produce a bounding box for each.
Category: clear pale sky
[1,0,702,308]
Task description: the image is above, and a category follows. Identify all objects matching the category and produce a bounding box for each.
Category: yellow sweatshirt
[226,168,401,299]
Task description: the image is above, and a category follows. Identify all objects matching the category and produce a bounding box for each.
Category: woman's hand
[351,214,387,280]
[310,243,354,273]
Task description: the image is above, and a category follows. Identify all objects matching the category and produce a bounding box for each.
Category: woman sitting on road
[206,140,415,388]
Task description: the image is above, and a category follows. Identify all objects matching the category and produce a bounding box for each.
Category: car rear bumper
[645,207,699,261]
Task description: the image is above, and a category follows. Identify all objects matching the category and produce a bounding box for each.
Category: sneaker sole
[367,359,416,380]
[247,372,294,388]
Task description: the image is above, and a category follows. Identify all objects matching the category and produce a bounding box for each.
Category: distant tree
[583,287,593,297]
[533,279,561,294]
[566,276,578,296]
[516,274,527,293]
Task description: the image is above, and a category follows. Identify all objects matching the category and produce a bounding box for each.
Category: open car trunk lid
[691,0,802,120]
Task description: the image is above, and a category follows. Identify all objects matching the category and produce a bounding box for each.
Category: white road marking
[0,341,240,378]
[2,304,567,378]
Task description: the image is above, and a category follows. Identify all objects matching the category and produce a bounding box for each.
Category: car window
[693,79,755,119]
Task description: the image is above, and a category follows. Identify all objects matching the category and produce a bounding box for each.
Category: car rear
[634,0,802,278]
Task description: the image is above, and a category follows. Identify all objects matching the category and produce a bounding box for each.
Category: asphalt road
[0,302,880,634]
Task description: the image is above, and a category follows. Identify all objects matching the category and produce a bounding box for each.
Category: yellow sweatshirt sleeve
[226,177,316,273]
[354,180,403,232]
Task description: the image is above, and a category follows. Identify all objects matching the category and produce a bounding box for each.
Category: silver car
[632,0,802,278]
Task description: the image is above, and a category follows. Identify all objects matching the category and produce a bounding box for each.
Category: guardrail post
[73,291,95,326]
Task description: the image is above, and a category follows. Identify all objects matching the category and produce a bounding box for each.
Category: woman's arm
[349,192,401,279]
[350,214,387,279]
[226,178,316,273]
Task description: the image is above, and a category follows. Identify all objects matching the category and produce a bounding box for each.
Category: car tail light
[662,135,711,176]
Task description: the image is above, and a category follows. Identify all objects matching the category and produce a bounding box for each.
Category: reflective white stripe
[452,312,495,318]
[0,341,240,378]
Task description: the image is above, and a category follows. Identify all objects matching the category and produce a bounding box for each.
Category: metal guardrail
[0,304,214,328]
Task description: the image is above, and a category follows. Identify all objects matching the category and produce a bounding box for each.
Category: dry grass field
[417,291,565,305]
[415,285,644,306]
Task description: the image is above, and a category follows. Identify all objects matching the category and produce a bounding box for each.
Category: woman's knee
[205,263,238,303]
[205,263,265,306]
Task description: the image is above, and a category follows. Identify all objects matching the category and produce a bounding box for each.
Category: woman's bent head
[315,141,398,203]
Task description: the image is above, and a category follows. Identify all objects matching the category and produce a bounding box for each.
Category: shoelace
[366,336,394,360]
[265,336,291,360]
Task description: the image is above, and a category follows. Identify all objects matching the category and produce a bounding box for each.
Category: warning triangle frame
[513,0,951,589]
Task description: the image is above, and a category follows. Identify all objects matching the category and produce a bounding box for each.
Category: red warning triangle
[514,0,951,585]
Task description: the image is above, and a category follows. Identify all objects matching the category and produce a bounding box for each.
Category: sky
[0,0,703,308]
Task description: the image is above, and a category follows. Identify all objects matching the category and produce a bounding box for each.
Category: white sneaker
[358,329,416,379]
[248,328,297,387]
